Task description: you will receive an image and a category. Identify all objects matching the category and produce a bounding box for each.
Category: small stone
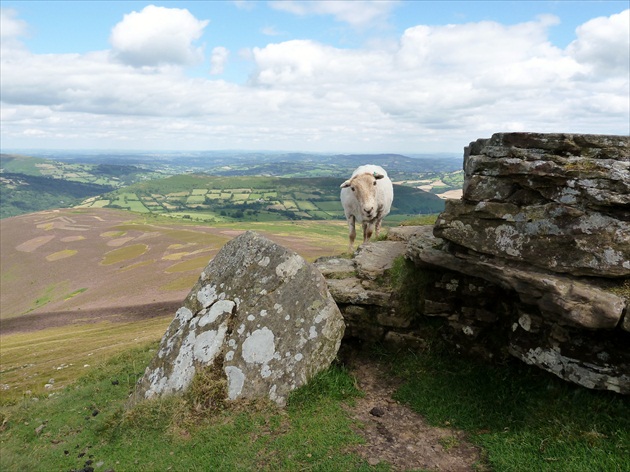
[369,406,385,417]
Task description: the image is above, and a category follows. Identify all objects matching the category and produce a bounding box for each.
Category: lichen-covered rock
[132,231,345,407]
[435,199,630,277]
[315,239,412,343]
[435,132,630,277]
[402,132,630,393]
[407,228,630,394]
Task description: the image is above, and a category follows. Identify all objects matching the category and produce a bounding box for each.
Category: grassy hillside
[0,173,115,219]
[0,154,167,218]
[79,174,445,222]
[0,208,349,323]
[1,153,165,186]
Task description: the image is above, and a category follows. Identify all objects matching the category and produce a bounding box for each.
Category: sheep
[340,164,394,253]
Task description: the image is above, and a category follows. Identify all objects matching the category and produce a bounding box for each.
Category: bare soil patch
[342,347,484,471]
[15,235,56,252]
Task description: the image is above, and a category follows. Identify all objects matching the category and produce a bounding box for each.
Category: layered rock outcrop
[133,231,345,407]
[435,133,629,277]
[415,133,630,393]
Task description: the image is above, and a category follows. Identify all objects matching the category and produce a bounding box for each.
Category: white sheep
[340,164,394,253]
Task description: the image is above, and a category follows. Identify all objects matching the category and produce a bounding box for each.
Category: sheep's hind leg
[374,218,382,239]
[347,216,356,253]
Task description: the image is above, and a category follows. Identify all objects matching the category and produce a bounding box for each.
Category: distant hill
[84,174,445,222]
[0,173,114,219]
[206,153,461,179]
[0,154,165,218]
[1,152,458,219]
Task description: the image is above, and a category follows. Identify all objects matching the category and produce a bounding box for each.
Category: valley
[0,151,463,219]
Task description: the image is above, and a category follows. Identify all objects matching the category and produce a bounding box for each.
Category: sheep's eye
[351,187,355,192]
[373,181,377,185]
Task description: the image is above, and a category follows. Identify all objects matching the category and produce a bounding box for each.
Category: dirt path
[343,351,484,471]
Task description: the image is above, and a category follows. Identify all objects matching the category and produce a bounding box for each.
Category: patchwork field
[77,174,446,222]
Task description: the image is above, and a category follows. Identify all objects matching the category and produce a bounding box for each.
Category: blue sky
[1,1,628,153]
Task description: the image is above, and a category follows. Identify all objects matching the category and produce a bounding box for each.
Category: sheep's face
[341,172,385,221]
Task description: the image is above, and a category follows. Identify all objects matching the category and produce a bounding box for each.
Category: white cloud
[261,25,283,36]
[109,5,209,67]
[269,0,398,28]
[210,46,230,75]
[567,9,630,76]
[232,1,257,11]
[1,8,28,39]
[0,8,628,152]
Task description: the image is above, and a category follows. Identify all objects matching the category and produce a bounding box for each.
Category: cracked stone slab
[132,231,345,407]
[354,241,406,280]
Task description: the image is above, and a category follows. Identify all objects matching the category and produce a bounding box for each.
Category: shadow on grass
[0,301,181,335]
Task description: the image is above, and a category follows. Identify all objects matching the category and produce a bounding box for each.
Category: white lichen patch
[261,364,272,378]
[494,225,524,257]
[258,256,270,267]
[602,248,623,265]
[309,326,318,339]
[276,254,304,278]
[225,366,245,400]
[175,307,193,324]
[197,284,218,307]
[153,330,197,397]
[193,322,228,363]
[242,327,276,364]
[198,300,234,327]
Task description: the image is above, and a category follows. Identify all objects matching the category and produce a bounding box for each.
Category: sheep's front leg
[362,220,374,245]
[347,215,356,253]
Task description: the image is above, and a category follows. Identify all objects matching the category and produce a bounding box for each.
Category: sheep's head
[341,171,385,220]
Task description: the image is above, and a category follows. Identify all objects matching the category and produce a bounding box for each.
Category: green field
[80,174,446,223]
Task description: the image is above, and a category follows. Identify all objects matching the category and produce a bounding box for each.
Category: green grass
[0,319,171,405]
[373,341,630,472]
[101,244,149,265]
[0,342,372,472]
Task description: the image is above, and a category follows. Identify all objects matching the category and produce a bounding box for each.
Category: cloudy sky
[1,1,628,154]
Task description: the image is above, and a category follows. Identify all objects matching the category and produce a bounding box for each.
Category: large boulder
[132,231,345,407]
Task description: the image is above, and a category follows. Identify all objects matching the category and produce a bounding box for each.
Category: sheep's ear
[340,180,352,188]
[373,172,385,180]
